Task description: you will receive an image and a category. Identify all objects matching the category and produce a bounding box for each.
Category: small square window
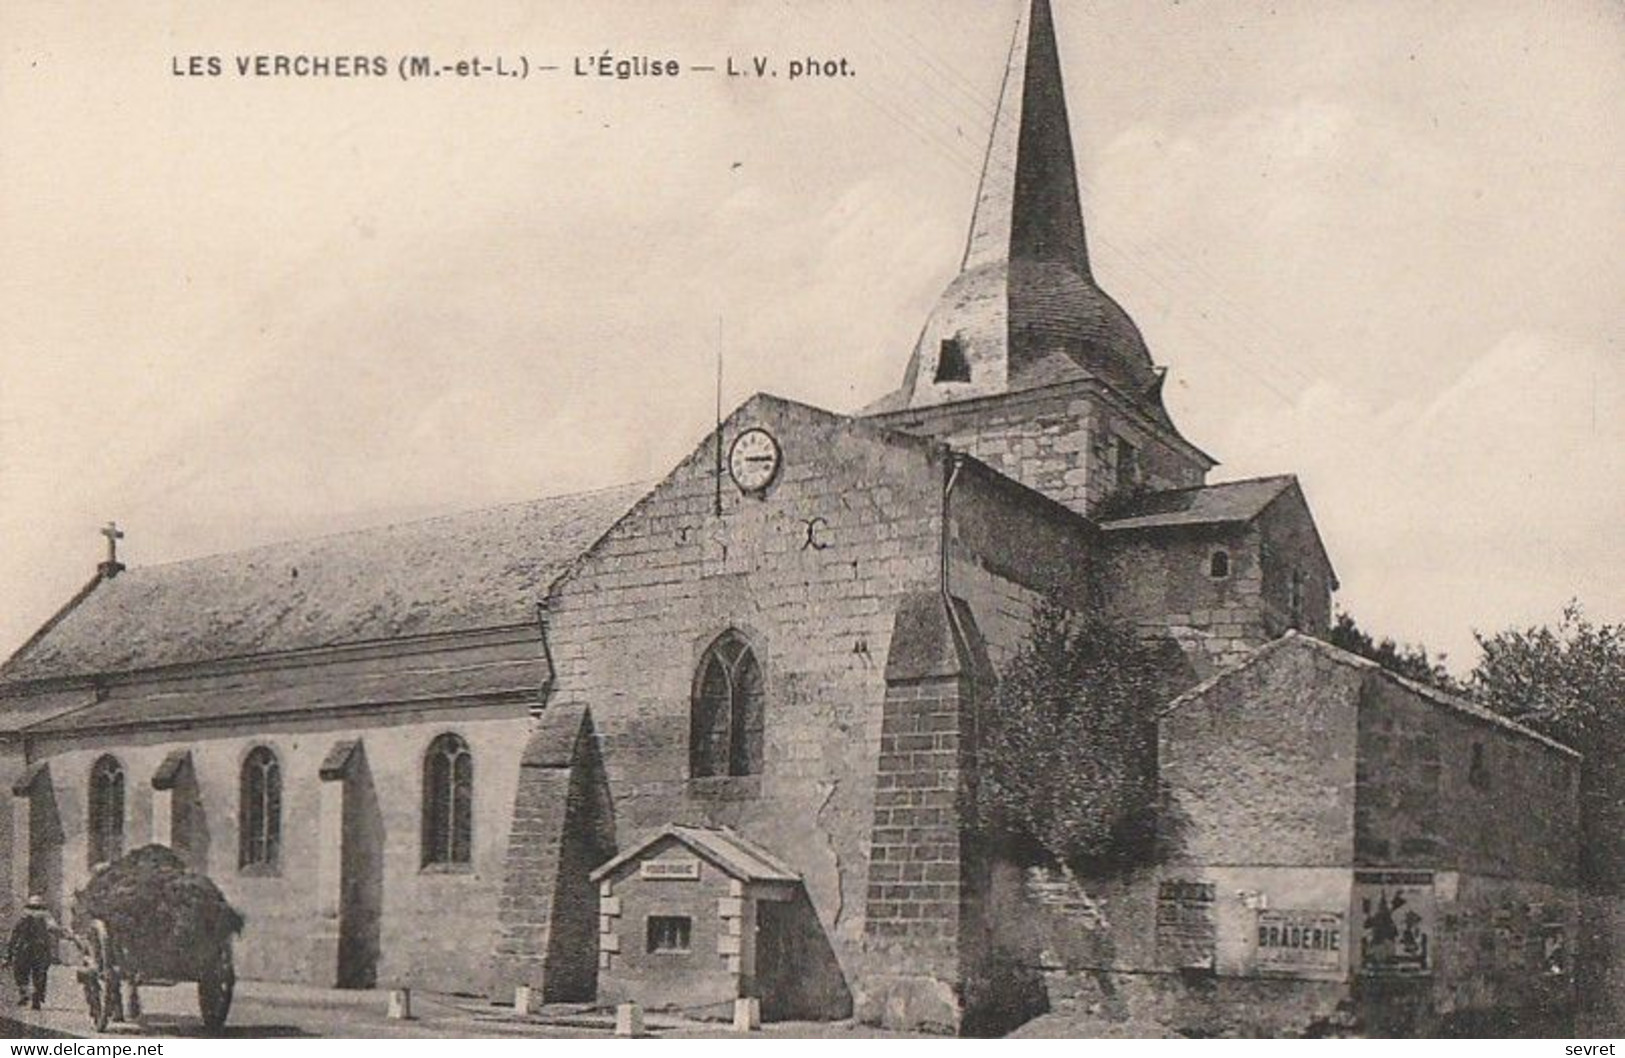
[646,915,692,954]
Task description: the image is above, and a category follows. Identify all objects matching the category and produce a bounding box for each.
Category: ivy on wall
[977,603,1187,873]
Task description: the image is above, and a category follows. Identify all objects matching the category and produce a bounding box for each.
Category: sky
[1,0,1620,673]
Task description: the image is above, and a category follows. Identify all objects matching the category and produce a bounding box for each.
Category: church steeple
[964,0,1090,275]
[870,0,1166,418]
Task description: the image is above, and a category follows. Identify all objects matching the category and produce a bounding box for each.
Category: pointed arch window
[239,746,282,870]
[88,755,125,868]
[691,631,765,778]
[422,733,473,867]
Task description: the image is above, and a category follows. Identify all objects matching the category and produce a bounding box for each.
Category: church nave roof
[0,482,647,686]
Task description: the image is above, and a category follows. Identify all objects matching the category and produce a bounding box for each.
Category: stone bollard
[514,984,540,1015]
[615,1001,643,1037]
[732,996,761,1032]
[387,988,413,1020]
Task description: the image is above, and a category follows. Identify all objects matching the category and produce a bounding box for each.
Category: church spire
[867,0,1166,416]
[963,0,1090,276]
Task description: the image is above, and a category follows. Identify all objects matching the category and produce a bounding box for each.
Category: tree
[1473,601,1625,919]
[977,604,1187,872]
[1325,610,1460,692]
[1470,601,1624,751]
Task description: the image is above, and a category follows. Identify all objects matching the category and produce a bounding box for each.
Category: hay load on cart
[70,845,243,1031]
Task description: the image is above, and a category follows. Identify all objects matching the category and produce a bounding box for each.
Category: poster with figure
[1354,870,1434,976]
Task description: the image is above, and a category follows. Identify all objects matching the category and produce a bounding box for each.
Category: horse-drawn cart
[71,846,243,1033]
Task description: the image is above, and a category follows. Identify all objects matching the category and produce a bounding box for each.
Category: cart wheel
[198,954,234,1030]
[84,920,116,1033]
[82,972,107,1033]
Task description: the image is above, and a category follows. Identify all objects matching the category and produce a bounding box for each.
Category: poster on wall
[1354,870,1434,975]
[1541,923,1568,977]
[1156,879,1216,969]
[1255,909,1345,978]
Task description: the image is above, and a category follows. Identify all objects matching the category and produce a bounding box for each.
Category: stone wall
[1148,636,1584,1029]
[1254,489,1335,639]
[538,396,947,1017]
[1355,677,1578,886]
[1160,641,1363,870]
[1098,486,1335,678]
[868,381,1208,520]
[20,701,529,994]
[1579,893,1625,1033]
[0,744,24,920]
[861,669,973,1033]
[946,458,1095,669]
[1578,745,1625,1032]
[1431,873,1577,1021]
[1355,671,1582,1023]
[1099,526,1267,677]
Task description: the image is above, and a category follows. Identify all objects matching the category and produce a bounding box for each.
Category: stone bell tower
[865,0,1214,517]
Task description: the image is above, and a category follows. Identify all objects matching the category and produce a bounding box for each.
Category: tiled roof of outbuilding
[590,825,802,884]
[0,483,647,685]
[1098,475,1299,533]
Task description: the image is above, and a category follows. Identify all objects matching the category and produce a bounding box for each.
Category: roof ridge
[1163,632,1578,758]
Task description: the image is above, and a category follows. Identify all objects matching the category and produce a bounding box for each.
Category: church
[0,0,1592,1037]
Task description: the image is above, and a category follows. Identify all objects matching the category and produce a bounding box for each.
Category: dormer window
[934,337,971,383]
[1209,550,1230,579]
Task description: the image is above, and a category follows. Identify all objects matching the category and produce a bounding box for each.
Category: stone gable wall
[542,397,947,1008]
[1160,644,1364,868]
[1255,492,1334,639]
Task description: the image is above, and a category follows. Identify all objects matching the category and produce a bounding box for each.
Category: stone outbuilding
[591,825,848,1022]
[988,633,1582,1035]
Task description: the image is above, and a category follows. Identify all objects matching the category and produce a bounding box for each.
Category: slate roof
[590,825,801,884]
[0,483,647,685]
[1097,475,1298,533]
[872,0,1172,425]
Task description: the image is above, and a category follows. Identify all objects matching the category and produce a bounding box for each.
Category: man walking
[6,896,58,1009]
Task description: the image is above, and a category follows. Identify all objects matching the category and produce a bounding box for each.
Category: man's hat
[23,895,46,911]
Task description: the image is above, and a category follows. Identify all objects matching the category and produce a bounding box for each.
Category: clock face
[727,428,782,493]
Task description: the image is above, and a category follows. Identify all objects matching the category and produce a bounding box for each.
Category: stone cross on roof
[99,521,125,577]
